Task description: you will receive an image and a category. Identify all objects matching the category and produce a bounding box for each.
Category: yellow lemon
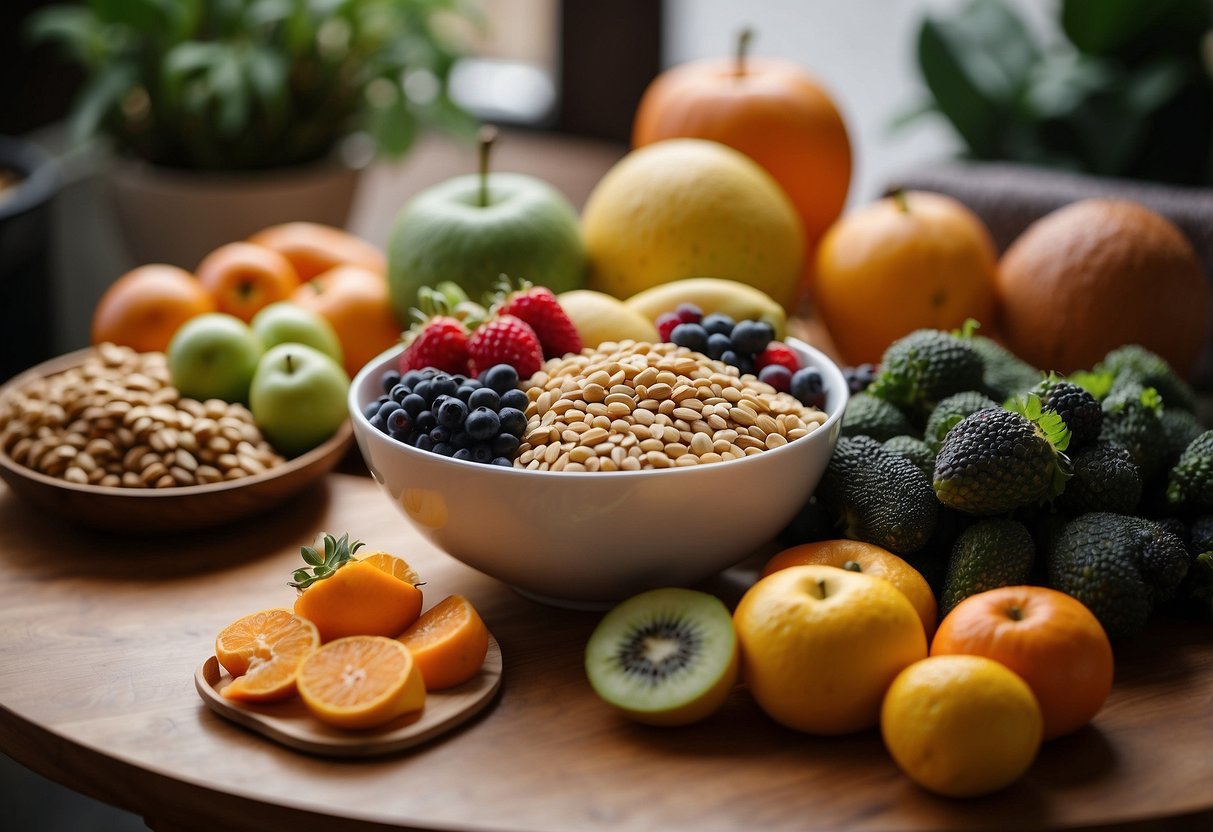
[881,655,1043,797]
[733,564,926,735]
[555,289,659,348]
[581,138,804,311]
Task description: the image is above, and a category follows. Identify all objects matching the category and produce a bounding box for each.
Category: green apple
[387,128,585,320]
[249,343,350,456]
[250,301,344,367]
[167,313,263,404]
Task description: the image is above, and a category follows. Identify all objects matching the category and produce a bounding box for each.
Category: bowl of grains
[0,343,352,534]
[348,337,847,606]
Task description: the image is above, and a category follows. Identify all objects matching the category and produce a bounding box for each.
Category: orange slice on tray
[298,635,426,729]
[215,608,320,703]
[399,595,491,691]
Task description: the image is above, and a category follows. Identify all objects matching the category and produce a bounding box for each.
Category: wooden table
[1,473,1211,832]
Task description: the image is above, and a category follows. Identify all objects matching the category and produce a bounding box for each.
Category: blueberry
[401,370,423,388]
[471,444,494,464]
[758,364,793,393]
[385,409,411,435]
[401,393,426,417]
[389,424,412,443]
[491,457,513,467]
[468,387,501,411]
[498,407,527,437]
[415,434,435,452]
[389,383,410,404]
[719,349,740,367]
[429,425,451,443]
[415,410,437,433]
[670,322,709,353]
[431,374,458,398]
[735,356,754,376]
[500,388,529,411]
[363,399,386,420]
[701,313,735,336]
[456,385,477,404]
[413,379,434,403]
[491,432,520,458]
[437,397,468,428]
[481,363,519,394]
[376,400,402,421]
[791,367,827,408]
[419,368,438,379]
[451,430,473,449]
[706,332,732,360]
[465,406,501,441]
[452,448,474,461]
[433,442,455,456]
[380,370,401,394]
[730,320,774,355]
[370,414,387,433]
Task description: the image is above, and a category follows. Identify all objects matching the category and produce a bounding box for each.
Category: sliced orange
[215,608,319,703]
[297,635,425,729]
[294,552,424,642]
[398,595,491,691]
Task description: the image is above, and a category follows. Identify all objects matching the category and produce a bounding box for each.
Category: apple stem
[816,578,828,599]
[892,188,910,214]
[1007,605,1024,621]
[478,124,498,208]
[734,27,754,77]
[285,352,295,374]
[842,560,862,573]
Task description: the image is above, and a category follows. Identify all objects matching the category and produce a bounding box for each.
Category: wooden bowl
[0,349,353,534]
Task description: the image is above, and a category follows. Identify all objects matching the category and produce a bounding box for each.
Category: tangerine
[297,635,425,729]
[398,595,491,691]
[292,265,404,377]
[248,222,386,282]
[214,608,319,703]
[91,264,216,353]
[196,241,300,323]
[294,553,424,643]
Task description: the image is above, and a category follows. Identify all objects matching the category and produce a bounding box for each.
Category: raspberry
[656,312,682,342]
[756,342,800,374]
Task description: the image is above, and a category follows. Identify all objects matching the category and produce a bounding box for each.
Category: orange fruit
[813,191,999,365]
[294,553,423,643]
[297,635,426,729]
[292,265,404,377]
[733,564,927,735]
[398,595,490,690]
[931,585,1114,740]
[249,222,386,282]
[214,608,319,703]
[881,655,1042,797]
[91,264,216,353]
[761,540,938,639]
[195,241,300,323]
[997,198,1208,376]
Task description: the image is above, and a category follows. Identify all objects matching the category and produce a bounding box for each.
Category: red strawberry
[494,279,581,359]
[399,315,471,375]
[756,342,800,374]
[468,315,543,379]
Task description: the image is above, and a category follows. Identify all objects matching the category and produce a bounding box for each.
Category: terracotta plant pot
[108,157,364,270]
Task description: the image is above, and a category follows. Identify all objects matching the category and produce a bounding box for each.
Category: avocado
[816,436,938,555]
[933,407,1069,516]
[868,329,985,419]
[1047,512,1189,639]
[940,519,1035,615]
[923,391,1000,453]
[882,435,936,480]
[841,392,915,442]
[1059,442,1142,515]
[1167,430,1213,508]
[1097,344,1196,412]
[966,335,1041,401]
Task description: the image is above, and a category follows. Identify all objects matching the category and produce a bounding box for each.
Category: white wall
[663,0,1056,206]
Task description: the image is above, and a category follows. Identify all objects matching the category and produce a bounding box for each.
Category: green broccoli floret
[841,392,915,442]
[923,391,999,453]
[1059,442,1142,515]
[966,335,1041,401]
[1167,430,1213,507]
[933,399,1070,516]
[882,435,935,480]
[1097,345,1195,411]
[817,436,938,555]
[941,518,1035,615]
[868,329,984,419]
[1047,512,1189,639]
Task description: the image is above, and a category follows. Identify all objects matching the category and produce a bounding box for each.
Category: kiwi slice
[584,587,738,726]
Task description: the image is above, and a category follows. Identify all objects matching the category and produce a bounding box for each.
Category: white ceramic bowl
[348,339,847,606]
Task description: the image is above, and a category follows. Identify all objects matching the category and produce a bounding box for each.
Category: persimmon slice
[215,608,319,703]
[398,595,490,691]
[298,636,425,729]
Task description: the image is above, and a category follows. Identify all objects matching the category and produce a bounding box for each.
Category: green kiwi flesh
[585,587,738,726]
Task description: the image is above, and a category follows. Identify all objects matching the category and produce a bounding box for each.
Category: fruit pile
[215,532,491,729]
[789,324,1212,641]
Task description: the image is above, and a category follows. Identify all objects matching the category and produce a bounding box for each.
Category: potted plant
[29,0,478,268]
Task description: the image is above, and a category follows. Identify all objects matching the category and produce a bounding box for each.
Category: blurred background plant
[28,0,480,171]
[908,0,1213,186]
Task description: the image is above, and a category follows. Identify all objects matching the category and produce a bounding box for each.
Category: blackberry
[1035,379,1101,446]
[842,364,878,395]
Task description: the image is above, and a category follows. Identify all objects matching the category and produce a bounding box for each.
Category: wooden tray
[194,635,502,757]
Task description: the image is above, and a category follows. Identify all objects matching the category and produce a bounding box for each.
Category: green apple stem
[285,352,295,375]
[892,188,910,213]
[734,27,754,77]
[478,124,498,208]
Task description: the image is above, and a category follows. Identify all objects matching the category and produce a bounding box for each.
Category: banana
[624,278,787,339]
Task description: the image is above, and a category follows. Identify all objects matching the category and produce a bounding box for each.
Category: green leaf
[1061,0,1210,58]
[68,63,137,143]
[300,545,323,566]
[1069,370,1115,400]
[24,7,99,62]
[1141,386,1164,414]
